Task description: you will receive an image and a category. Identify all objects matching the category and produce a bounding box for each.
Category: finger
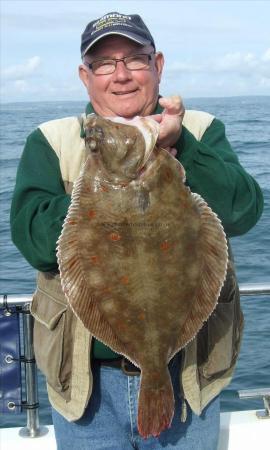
[169,147,177,157]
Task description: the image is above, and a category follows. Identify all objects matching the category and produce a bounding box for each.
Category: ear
[154,52,164,83]
[79,64,90,88]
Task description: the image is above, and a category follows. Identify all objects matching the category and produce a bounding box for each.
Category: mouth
[113,89,138,96]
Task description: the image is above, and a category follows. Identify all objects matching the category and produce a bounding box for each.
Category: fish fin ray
[175,193,228,350]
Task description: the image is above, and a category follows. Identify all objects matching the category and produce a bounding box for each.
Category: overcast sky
[1,0,270,103]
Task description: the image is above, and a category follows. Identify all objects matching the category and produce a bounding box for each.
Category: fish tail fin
[137,369,174,439]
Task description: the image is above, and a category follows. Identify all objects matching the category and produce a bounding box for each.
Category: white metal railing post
[19,302,48,438]
[238,388,270,419]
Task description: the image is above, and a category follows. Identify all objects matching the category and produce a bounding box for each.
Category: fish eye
[94,126,104,139]
[86,126,104,139]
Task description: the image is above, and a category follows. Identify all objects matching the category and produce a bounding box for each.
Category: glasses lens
[125,54,151,70]
[90,53,152,75]
[92,60,116,75]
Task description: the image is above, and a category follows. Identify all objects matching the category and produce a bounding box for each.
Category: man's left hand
[150,95,185,152]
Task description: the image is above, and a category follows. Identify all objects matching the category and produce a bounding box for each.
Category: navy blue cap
[81,12,156,57]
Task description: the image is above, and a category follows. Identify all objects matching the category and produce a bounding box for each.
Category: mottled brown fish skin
[57,115,228,438]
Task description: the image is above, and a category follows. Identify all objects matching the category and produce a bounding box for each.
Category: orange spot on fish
[164,168,173,182]
[110,232,121,241]
[90,255,99,264]
[87,209,96,219]
[189,310,196,322]
[120,275,129,285]
[138,312,145,321]
[160,240,170,251]
[181,200,188,209]
[117,322,128,333]
[102,286,112,294]
[68,219,77,225]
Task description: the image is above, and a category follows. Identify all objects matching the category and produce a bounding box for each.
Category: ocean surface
[0,96,269,428]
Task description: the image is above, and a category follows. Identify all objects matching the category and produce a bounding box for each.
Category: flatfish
[57,114,228,438]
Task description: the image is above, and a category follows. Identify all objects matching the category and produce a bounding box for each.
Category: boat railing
[0,282,270,438]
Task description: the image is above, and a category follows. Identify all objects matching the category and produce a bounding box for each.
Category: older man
[10,11,263,450]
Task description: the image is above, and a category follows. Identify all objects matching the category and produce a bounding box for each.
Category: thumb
[159,96,184,116]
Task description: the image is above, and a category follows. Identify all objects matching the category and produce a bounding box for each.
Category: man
[10,12,263,450]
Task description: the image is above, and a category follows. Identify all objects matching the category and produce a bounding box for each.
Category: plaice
[57,114,228,438]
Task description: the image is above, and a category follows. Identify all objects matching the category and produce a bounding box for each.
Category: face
[79,35,164,118]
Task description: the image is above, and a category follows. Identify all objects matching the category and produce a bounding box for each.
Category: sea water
[0,96,269,427]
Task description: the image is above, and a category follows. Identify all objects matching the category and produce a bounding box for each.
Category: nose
[112,60,133,81]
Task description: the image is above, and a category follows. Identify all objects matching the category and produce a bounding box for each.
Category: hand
[150,95,185,151]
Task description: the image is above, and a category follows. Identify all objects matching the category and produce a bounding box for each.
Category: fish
[56,113,228,438]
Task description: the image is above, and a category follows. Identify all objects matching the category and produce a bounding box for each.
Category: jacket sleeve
[177,118,264,237]
[10,128,71,271]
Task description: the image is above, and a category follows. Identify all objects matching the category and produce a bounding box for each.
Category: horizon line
[1,94,269,106]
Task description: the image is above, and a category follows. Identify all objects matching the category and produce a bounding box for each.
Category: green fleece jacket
[10,101,264,358]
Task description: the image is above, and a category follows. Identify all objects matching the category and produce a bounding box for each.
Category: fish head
[84,114,159,182]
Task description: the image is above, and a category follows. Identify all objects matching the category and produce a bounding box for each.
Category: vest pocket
[201,302,235,377]
[197,260,243,379]
[31,284,73,395]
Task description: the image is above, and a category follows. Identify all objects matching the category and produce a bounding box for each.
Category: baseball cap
[81,12,156,57]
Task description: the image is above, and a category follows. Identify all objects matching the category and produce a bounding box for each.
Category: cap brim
[82,31,151,57]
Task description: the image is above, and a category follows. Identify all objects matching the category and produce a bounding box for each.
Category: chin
[114,105,143,119]
[110,96,143,118]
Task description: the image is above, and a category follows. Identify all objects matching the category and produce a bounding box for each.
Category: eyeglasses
[85,52,155,75]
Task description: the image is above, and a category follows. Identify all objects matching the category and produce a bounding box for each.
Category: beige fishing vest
[30,110,243,420]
